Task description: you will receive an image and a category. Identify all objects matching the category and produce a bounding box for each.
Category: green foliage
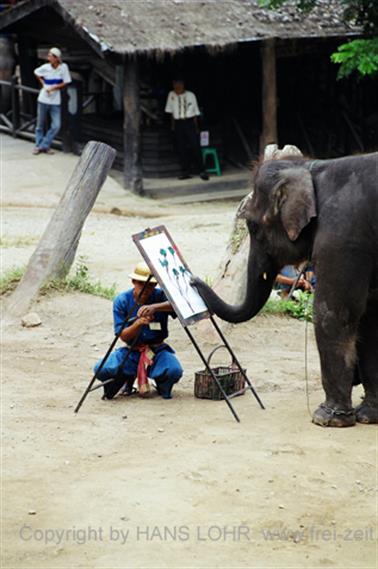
[259,0,316,10]
[341,0,378,33]
[259,0,378,30]
[262,291,314,322]
[0,257,118,301]
[43,257,118,300]
[258,0,378,77]
[331,37,378,77]
[204,275,214,287]
[0,236,38,248]
[230,220,248,255]
[0,266,26,295]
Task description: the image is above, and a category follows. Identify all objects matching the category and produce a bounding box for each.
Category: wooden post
[4,141,116,318]
[260,39,278,153]
[0,36,15,113]
[61,88,72,153]
[17,36,38,117]
[123,57,143,193]
[10,75,20,136]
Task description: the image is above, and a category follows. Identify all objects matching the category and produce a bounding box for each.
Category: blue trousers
[94,344,183,399]
[35,102,61,150]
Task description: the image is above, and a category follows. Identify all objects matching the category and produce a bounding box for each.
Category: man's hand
[137,305,156,319]
[298,276,313,292]
[120,313,152,344]
[137,315,153,326]
[35,76,45,91]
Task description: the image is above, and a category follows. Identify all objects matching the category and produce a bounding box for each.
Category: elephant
[193,152,378,427]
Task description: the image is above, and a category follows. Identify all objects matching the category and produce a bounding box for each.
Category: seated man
[275,264,314,297]
[304,264,316,289]
[94,262,183,400]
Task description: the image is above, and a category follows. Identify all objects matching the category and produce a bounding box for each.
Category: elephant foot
[312,403,356,428]
[355,401,378,424]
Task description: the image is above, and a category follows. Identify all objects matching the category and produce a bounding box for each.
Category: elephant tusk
[262,272,267,280]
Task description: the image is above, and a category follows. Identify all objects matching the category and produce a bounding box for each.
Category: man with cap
[94,262,183,400]
[165,78,209,181]
[33,47,71,155]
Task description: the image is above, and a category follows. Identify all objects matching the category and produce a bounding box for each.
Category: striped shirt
[34,62,71,105]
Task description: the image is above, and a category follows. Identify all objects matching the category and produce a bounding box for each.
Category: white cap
[49,47,62,60]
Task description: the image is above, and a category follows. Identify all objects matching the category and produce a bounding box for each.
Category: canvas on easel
[132,225,264,422]
[132,225,209,326]
[75,225,263,420]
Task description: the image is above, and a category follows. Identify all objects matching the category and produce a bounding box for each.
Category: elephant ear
[272,167,317,241]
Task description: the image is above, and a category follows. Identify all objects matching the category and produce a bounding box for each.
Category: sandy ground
[1,137,377,569]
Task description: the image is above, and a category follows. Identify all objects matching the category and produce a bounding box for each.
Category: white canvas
[138,231,208,322]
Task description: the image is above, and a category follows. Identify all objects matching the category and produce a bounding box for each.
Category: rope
[303,259,313,419]
[304,313,312,418]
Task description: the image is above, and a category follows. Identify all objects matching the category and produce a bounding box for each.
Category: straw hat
[128,262,157,283]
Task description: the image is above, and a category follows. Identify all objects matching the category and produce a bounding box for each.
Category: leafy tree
[258,0,378,78]
[331,38,378,77]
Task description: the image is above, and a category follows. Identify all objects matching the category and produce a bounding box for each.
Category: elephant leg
[312,262,371,427]
[355,300,378,424]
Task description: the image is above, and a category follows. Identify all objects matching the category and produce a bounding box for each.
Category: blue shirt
[275,265,316,291]
[113,288,174,345]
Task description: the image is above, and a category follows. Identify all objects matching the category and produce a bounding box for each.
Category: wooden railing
[0,75,70,150]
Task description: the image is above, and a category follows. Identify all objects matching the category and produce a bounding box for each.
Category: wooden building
[1,0,376,194]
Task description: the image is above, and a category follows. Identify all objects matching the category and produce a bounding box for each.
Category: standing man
[33,47,71,155]
[94,262,183,400]
[165,78,209,181]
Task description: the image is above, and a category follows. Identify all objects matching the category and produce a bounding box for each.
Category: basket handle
[207,344,235,367]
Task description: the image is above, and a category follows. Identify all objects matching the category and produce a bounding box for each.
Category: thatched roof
[1,0,360,57]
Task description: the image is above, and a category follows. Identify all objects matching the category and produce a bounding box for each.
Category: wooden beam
[123,57,142,193]
[4,141,116,318]
[60,88,72,153]
[0,37,15,113]
[10,75,20,135]
[18,36,38,116]
[260,38,278,153]
[90,57,116,86]
[233,117,253,161]
[341,110,364,152]
[0,0,50,31]
[0,0,106,57]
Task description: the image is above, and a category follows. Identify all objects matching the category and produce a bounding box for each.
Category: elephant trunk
[193,238,277,323]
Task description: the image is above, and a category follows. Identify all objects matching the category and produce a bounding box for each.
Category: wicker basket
[194,345,246,400]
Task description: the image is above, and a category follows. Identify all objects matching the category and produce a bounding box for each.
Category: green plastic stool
[202,147,222,176]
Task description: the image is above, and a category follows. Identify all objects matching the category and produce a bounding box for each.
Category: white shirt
[165,90,200,120]
[34,62,71,105]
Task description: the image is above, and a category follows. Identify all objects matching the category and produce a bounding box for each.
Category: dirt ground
[1,138,377,569]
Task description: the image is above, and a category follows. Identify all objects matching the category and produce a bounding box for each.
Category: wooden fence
[0,75,71,150]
